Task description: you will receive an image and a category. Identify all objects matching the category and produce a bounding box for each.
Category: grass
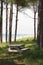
[0,38,43,65]
[22,49,43,65]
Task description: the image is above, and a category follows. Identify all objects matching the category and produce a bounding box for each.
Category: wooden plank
[8,48,29,53]
[21,48,29,51]
[8,48,20,52]
[9,44,25,47]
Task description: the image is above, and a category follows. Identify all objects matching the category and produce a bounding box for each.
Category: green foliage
[4,0,9,3]
[14,0,27,7]
[0,39,43,65]
[27,0,38,3]
[4,0,14,3]
[26,0,38,8]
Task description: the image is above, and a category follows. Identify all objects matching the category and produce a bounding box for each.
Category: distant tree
[0,0,3,42]
[27,0,38,40]
[9,2,13,43]
[14,0,27,42]
[4,0,9,43]
[6,2,8,43]
[32,1,38,41]
[14,3,18,42]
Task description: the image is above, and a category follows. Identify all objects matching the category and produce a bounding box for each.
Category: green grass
[0,38,43,65]
[22,49,43,65]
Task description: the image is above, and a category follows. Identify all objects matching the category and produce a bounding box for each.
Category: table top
[9,43,25,47]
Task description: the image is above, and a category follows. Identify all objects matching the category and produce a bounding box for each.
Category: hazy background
[2,4,38,42]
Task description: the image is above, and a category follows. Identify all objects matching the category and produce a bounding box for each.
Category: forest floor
[0,38,43,65]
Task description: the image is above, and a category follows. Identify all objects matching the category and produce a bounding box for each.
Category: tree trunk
[9,3,13,43]
[40,0,43,48]
[33,3,37,41]
[0,0,3,42]
[6,3,8,43]
[14,4,18,42]
[37,0,41,47]
[34,11,36,41]
[37,0,43,48]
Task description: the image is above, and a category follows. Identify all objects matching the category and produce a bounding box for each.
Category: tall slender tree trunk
[37,1,40,47]
[39,0,43,48]
[6,3,8,43]
[34,11,36,41]
[37,0,43,48]
[9,3,13,43]
[14,4,18,42]
[0,0,3,42]
[33,3,37,41]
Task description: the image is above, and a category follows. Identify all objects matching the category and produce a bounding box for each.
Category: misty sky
[2,3,38,42]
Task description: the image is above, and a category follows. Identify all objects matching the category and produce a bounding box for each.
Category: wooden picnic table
[8,43,25,52]
[8,43,29,53]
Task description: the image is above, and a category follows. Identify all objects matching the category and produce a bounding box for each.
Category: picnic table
[8,43,29,53]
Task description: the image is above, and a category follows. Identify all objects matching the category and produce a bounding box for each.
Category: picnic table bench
[8,43,29,53]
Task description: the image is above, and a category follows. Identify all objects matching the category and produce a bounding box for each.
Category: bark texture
[9,3,13,43]
[37,0,43,48]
